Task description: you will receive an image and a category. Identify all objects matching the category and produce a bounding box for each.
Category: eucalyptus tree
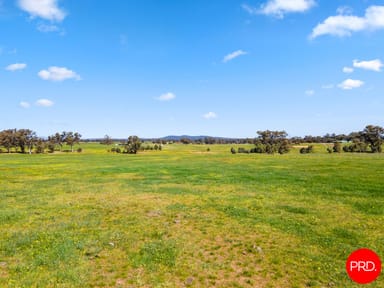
[62,131,82,152]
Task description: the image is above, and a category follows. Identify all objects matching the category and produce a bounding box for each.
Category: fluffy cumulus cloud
[203,112,217,119]
[223,50,247,63]
[36,99,54,107]
[353,59,383,72]
[338,79,364,90]
[18,0,66,21]
[5,63,27,71]
[250,0,316,18]
[156,92,176,101]
[311,6,384,38]
[38,66,81,82]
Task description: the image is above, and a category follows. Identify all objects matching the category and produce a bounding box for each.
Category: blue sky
[1,0,384,138]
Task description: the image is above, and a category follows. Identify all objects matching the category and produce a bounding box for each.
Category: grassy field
[0,143,383,287]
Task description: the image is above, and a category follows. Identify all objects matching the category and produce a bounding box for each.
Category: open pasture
[0,143,383,287]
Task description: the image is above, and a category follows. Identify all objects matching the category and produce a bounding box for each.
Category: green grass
[0,143,383,287]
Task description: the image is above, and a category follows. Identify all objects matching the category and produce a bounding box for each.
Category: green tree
[101,135,113,145]
[255,130,290,154]
[62,131,82,152]
[362,125,384,153]
[35,139,46,154]
[16,129,37,154]
[125,136,141,154]
[48,132,64,151]
[0,129,17,153]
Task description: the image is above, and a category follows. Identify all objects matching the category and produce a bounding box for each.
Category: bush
[251,145,265,153]
[333,142,341,153]
[278,140,291,154]
[300,145,313,154]
[230,147,236,154]
[77,148,82,153]
[35,146,45,154]
[343,141,368,153]
[47,144,55,153]
[238,147,249,154]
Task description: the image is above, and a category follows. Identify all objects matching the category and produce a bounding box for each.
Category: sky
[1,0,384,138]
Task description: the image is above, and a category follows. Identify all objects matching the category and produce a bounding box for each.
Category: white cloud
[18,0,66,22]
[156,92,176,101]
[337,6,353,16]
[38,66,81,82]
[305,90,314,96]
[223,50,247,63]
[36,99,54,107]
[353,59,383,72]
[311,6,384,38]
[258,0,316,18]
[5,63,27,71]
[338,79,364,90]
[19,101,30,108]
[242,4,258,15]
[203,112,217,119]
[343,67,354,73]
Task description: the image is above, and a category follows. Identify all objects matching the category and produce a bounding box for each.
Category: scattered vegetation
[1,125,383,155]
[0,143,382,287]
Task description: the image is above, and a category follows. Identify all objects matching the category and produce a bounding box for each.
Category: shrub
[238,147,249,154]
[343,141,368,153]
[35,145,45,154]
[47,144,55,153]
[278,140,291,154]
[300,145,313,154]
[252,145,265,153]
[333,142,341,153]
[77,148,82,153]
[230,147,236,154]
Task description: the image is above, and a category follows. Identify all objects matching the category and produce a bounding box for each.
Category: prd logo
[346,248,382,284]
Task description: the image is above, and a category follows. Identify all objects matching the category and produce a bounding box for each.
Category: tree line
[232,125,384,154]
[1,125,382,154]
[0,129,82,154]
